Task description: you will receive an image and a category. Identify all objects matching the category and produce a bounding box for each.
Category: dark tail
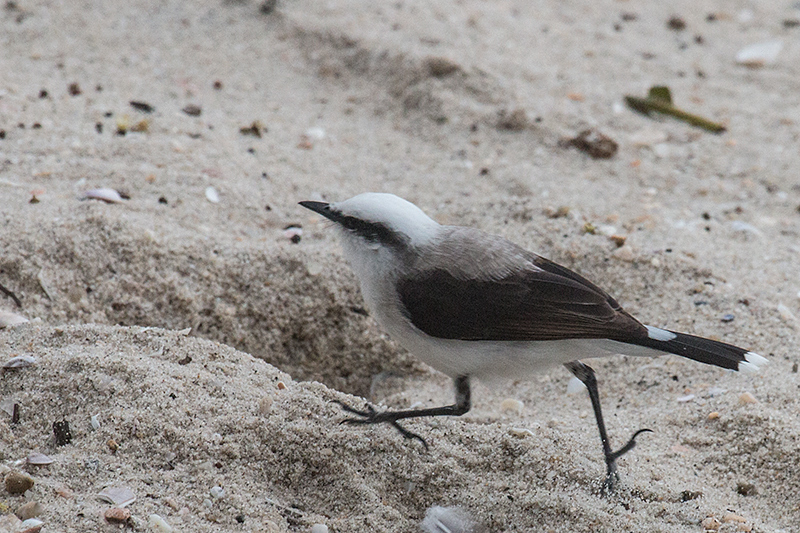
[633,326,767,372]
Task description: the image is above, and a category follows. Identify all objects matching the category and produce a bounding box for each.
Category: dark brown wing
[397,264,646,342]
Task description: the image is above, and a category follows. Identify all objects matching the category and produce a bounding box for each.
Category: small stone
[5,471,34,494]
[736,482,757,496]
[679,490,702,501]
[609,235,626,247]
[15,501,42,520]
[613,244,636,262]
[277,381,287,390]
[104,507,131,523]
[53,419,72,446]
[667,15,686,31]
[107,439,119,453]
[205,186,220,204]
[721,313,735,322]
[723,513,747,524]
[560,129,618,159]
[425,56,461,77]
[701,517,721,530]
[209,486,225,499]
[182,104,202,116]
[738,392,757,405]
[311,524,329,533]
[707,411,720,420]
[496,108,528,131]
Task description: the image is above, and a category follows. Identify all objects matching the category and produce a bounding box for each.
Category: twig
[625,86,726,133]
[0,281,22,307]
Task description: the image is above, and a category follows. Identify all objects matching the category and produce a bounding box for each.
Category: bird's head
[300,193,440,253]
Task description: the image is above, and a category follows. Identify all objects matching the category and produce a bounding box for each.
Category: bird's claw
[333,400,429,450]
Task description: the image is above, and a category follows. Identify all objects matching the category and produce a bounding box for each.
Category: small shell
[3,355,36,369]
[84,188,124,203]
[209,486,225,499]
[98,486,136,507]
[205,186,220,204]
[148,514,174,533]
[19,519,44,533]
[91,414,100,430]
[738,392,758,405]
[500,398,524,415]
[311,525,329,533]
[421,506,478,533]
[677,394,695,403]
[735,40,783,67]
[27,453,54,466]
[0,311,29,329]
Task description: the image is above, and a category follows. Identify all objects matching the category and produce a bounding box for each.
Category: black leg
[564,361,652,493]
[335,375,471,450]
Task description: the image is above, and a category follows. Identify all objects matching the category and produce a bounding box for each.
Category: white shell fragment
[205,186,220,204]
[148,514,174,533]
[20,518,44,530]
[421,506,479,533]
[735,40,783,67]
[84,188,125,203]
[98,486,136,507]
[508,427,535,438]
[91,414,100,430]
[500,398,524,415]
[3,355,36,369]
[311,525,329,533]
[677,394,695,403]
[27,453,54,466]
[0,310,29,328]
[209,486,225,499]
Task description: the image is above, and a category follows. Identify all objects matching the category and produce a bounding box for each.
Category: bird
[299,192,767,491]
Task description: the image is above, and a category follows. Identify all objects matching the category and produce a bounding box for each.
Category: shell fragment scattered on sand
[98,486,136,507]
[3,355,36,369]
[83,188,125,204]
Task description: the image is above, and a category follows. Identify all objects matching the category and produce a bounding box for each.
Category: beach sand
[1,0,799,531]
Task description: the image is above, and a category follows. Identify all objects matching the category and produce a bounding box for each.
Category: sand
[1,0,799,531]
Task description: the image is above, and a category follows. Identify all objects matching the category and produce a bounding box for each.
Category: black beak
[299,200,340,223]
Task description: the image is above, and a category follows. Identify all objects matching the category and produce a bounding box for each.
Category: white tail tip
[740,351,768,373]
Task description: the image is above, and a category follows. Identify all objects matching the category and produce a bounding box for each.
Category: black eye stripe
[337,214,407,248]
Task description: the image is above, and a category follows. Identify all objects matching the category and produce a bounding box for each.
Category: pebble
[738,392,757,405]
[149,514,174,532]
[205,186,220,204]
[209,486,225,499]
[5,471,34,494]
[736,481,757,496]
[612,244,635,262]
[104,507,131,523]
[723,513,747,524]
[707,411,720,420]
[311,525,329,533]
[735,40,783,67]
[15,501,42,520]
[701,517,721,530]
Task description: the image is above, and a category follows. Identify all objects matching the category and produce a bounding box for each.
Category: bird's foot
[333,400,429,450]
[601,428,653,494]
